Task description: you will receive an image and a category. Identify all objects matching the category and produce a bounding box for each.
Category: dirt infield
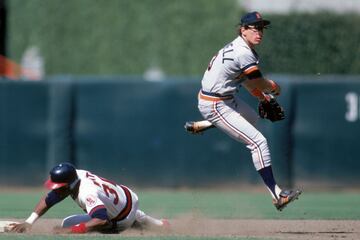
[6,218,359,240]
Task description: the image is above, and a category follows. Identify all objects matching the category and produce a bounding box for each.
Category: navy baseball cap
[240,11,270,27]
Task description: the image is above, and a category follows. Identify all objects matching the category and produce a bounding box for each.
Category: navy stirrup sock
[258,166,277,198]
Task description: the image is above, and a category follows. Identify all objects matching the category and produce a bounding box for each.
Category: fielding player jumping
[185,12,301,211]
[9,162,169,234]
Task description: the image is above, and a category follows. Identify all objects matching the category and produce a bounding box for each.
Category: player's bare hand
[53,226,71,234]
[8,222,31,233]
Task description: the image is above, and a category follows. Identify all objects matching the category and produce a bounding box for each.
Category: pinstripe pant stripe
[212,101,265,169]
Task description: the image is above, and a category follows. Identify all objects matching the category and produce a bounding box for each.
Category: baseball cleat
[184,121,202,134]
[184,121,214,134]
[273,189,302,211]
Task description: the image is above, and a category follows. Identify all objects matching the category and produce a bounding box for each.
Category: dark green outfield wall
[0,81,49,184]
[1,76,360,187]
[291,77,360,184]
[50,77,261,187]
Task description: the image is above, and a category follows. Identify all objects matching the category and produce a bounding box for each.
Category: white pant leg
[61,214,91,228]
[232,94,259,126]
[115,188,139,230]
[198,98,271,170]
[135,209,163,227]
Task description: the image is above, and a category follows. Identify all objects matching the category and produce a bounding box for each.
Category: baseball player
[186,12,301,211]
[9,162,169,234]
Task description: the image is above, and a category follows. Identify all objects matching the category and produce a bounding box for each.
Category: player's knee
[252,132,268,148]
[135,210,146,222]
[258,136,268,148]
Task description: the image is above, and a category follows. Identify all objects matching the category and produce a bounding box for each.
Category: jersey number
[86,172,119,205]
[102,184,119,205]
[207,44,234,71]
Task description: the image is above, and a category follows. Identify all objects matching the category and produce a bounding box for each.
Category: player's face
[242,25,265,47]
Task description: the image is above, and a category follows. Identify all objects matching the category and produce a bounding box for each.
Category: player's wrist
[250,88,269,102]
[25,212,39,225]
[251,88,265,100]
[269,80,280,95]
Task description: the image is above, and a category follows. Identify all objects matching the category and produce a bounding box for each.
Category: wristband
[71,223,87,233]
[25,212,39,225]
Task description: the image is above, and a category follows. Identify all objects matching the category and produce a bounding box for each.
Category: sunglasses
[245,25,267,32]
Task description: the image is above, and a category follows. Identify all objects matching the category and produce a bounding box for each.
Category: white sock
[267,185,282,199]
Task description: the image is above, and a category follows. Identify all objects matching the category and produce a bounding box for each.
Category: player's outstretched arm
[9,194,49,233]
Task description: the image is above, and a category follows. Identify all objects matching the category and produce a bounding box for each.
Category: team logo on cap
[256,12,261,19]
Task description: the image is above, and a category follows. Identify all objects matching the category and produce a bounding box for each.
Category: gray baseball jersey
[201,36,260,96]
[198,35,271,171]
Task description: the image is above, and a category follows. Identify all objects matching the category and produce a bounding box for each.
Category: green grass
[1,189,360,220]
[142,190,360,219]
[0,189,359,240]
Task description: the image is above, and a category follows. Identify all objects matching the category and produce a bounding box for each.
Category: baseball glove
[258,96,285,122]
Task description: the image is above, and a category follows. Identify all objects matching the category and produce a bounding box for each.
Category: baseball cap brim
[244,19,271,26]
[260,19,270,26]
[44,178,68,190]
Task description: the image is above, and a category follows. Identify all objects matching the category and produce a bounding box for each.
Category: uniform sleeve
[90,207,109,220]
[45,190,69,207]
[80,193,107,217]
[237,51,263,79]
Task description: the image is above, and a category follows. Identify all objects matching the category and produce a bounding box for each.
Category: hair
[238,25,246,37]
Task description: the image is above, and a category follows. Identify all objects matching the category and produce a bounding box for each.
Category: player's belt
[199,90,233,101]
[112,185,132,222]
